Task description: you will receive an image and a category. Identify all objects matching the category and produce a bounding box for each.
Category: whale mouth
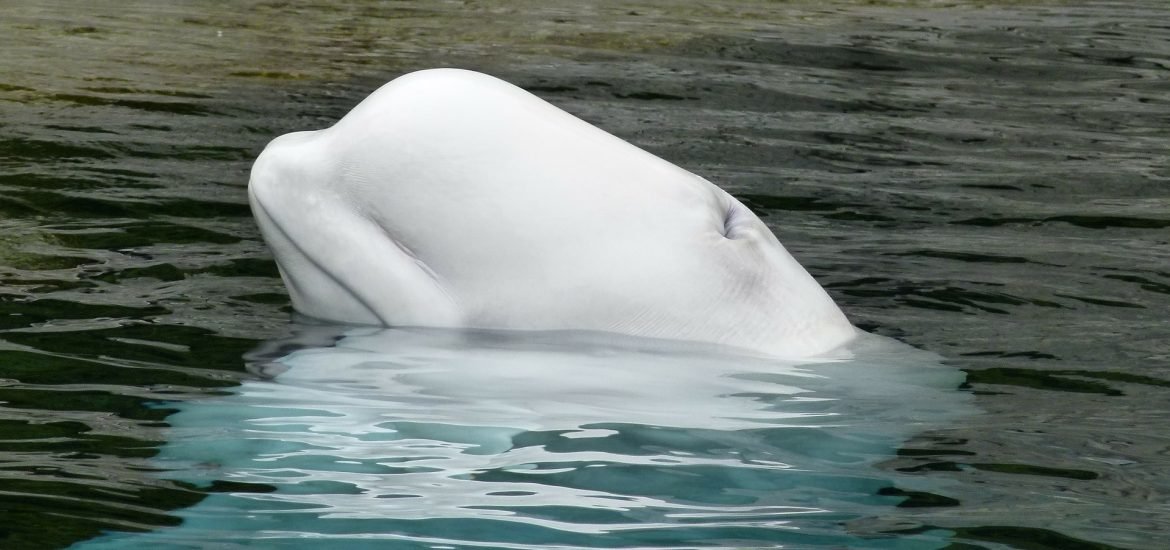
[247,181,398,327]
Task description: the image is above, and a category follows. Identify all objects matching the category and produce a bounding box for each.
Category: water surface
[79,327,969,549]
[1,1,1168,548]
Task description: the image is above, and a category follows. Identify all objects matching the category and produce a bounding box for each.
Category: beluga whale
[72,70,976,550]
[248,68,856,358]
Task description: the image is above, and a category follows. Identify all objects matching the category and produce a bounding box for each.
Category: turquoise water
[79,328,969,549]
[2,1,1168,548]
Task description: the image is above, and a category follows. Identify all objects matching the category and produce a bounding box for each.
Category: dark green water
[1,1,1168,548]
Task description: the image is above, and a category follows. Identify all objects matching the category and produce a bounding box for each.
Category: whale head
[248,68,856,358]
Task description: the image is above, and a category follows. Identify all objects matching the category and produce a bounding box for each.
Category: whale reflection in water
[79,325,970,549]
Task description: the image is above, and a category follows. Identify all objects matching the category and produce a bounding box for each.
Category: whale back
[248,68,855,358]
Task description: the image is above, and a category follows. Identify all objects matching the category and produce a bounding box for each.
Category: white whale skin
[248,68,856,358]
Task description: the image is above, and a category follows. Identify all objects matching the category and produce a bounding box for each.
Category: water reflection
[81,326,968,549]
[1,0,1168,548]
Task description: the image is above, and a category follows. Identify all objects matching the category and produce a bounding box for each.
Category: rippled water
[76,328,969,549]
[2,1,1168,548]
